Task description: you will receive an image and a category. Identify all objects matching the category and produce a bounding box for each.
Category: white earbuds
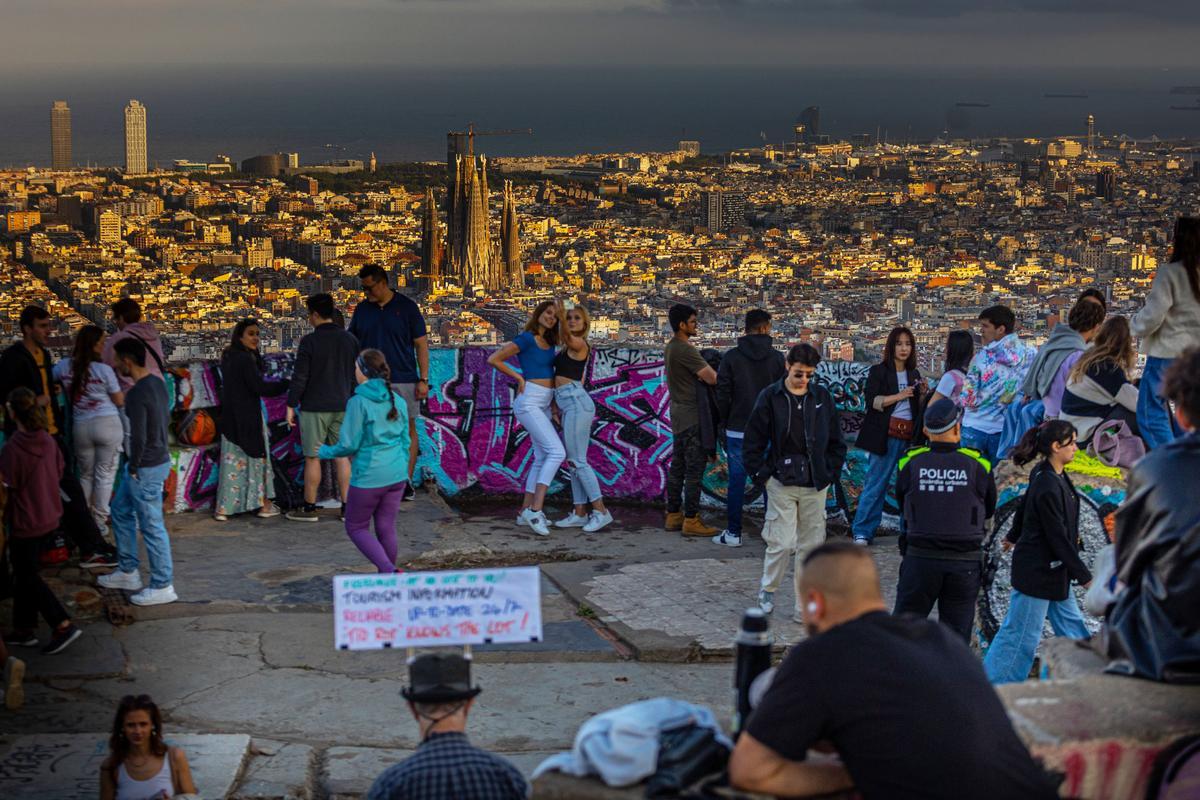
[806,602,818,615]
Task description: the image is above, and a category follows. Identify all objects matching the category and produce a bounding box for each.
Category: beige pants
[760,477,828,611]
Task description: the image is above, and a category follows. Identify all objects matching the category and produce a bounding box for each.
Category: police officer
[893,398,997,642]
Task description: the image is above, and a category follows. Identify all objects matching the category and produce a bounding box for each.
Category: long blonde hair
[564,304,590,340]
[1070,315,1134,383]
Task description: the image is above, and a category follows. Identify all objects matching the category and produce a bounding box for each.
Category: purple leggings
[344,481,405,573]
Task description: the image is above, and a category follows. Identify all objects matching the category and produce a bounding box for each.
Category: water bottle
[732,607,772,738]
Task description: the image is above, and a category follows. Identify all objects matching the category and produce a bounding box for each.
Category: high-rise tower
[1086,114,1096,157]
[420,185,443,290]
[51,101,72,171]
[124,100,148,174]
[799,106,820,139]
[500,181,523,289]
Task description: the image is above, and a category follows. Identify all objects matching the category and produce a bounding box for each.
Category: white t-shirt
[892,371,912,420]
[53,359,121,421]
[935,369,967,408]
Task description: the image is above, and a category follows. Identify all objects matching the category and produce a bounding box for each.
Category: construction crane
[446,124,533,175]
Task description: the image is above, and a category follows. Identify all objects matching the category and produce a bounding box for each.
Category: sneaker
[339,503,347,521]
[583,510,614,533]
[853,537,870,547]
[97,570,143,591]
[711,529,743,547]
[256,506,281,519]
[515,507,533,528]
[286,505,320,522]
[41,624,83,655]
[3,656,25,710]
[79,552,118,570]
[555,512,589,529]
[402,483,415,502]
[130,585,178,607]
[758,591,775,615]
[2,632,38,648]
[527,511,551,537]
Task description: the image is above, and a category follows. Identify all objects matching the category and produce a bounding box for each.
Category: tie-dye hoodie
[962,333,1036,433]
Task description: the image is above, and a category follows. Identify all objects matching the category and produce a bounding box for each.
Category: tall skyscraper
[1095,167,1116,201]
[500,181,523,289]
[124,100,148,174]
[799,106,820,139]
[699,190,747,233]
[51,101,72,170]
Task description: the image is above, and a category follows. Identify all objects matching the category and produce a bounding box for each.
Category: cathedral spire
[421,185,442,290]
[501,180,523,289]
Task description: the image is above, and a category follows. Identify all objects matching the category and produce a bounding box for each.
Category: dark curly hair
[1162,346,1200,427]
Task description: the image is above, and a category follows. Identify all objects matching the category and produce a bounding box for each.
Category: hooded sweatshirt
[715,334,786,434]
[1021,324,1085,402]
[318,378,411,488]
[103,321,166,392]
[962,333,1036,434]
[0,429,65,538]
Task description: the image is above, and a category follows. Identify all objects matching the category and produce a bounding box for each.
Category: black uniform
[893,441,997,641]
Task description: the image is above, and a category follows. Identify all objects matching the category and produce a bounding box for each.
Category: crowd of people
[1,214,1197,795]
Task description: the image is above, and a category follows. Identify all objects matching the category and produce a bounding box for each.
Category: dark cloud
[661,0,1199,18]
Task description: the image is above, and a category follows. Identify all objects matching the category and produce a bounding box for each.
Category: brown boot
[682,516,718,536]
[665,512,684,531]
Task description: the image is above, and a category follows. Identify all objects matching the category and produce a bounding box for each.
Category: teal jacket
[318,379,410,488]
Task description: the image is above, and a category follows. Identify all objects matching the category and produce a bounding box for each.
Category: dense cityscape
[4,100,1198,370]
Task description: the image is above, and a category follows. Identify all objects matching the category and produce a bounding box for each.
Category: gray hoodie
[1021,324,1085,401]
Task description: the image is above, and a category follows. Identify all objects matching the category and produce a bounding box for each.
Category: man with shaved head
[729,542,1056,799]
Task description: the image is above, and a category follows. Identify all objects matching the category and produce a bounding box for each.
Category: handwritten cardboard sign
[333,567,543,650]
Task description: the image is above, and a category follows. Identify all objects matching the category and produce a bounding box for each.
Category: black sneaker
[285,504,320,522]
[41,624,83,656]
[339,503,347,521]
[402,483,416,502]
[3,632,39,648]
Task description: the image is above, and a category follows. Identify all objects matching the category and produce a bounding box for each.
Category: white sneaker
[758,591,775,615]
[516,508,533,528]
[853,537,870,547]
[556,512,589,529]
[527,511,551,536]
[130,585,178,606]
[97,570,143,591]
[711,529,743,547]
[582,510,613,533]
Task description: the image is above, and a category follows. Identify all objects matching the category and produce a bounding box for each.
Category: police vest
[897,445,991,549]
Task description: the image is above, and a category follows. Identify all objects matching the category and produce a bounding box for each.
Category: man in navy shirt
[348,264,430,498]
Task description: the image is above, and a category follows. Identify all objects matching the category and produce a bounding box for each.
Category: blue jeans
[725,434,748,536]
[961,426,1002,466]
[111,461,174,588]
[851,436,905,542]
[554,382,602,505]
[1137,356,1181,450]
[983,589,1090,684]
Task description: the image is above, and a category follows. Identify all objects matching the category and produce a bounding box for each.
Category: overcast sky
[4,0,1199,70]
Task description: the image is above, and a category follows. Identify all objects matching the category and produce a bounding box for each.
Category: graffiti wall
[161,347,883,515]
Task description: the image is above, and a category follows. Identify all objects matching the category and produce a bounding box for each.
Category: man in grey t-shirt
[664,303,718,536]
[97,337,178,607]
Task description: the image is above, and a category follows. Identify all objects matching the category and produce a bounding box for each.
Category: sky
[4,0,1200,70]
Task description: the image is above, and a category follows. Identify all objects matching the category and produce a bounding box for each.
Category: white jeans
[513,382,565,494]
[73,413,125,528]
[760,477,828,612]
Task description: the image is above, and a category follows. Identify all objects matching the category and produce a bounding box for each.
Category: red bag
[176,409,217,447]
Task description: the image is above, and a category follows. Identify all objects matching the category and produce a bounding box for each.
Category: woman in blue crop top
[488,300,566,536]
[552,302,612,533]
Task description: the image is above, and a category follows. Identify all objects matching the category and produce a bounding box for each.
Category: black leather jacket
[1105,431,1200,683]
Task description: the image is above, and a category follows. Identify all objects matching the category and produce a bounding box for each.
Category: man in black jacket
[713,309,786,547]
[0,306,116,568]
[893,399,996,642]
[1106,347,1200,682]
[286,293,359,522]
[742,344,846,619]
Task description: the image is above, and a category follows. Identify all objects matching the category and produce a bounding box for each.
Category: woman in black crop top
[553,303,613,532]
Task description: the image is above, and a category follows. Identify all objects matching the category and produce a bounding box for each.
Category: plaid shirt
[367,732,529,800]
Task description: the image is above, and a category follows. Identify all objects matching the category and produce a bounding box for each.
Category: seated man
[729,542,1057,800]
[368,653,528,800]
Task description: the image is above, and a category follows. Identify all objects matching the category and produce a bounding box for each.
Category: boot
[682,516,718,536]
[665,511,684,531]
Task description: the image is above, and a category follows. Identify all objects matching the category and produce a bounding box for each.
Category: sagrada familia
[420,145,523,295]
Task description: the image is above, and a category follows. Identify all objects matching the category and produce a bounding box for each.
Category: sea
[1,65,1198,168]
